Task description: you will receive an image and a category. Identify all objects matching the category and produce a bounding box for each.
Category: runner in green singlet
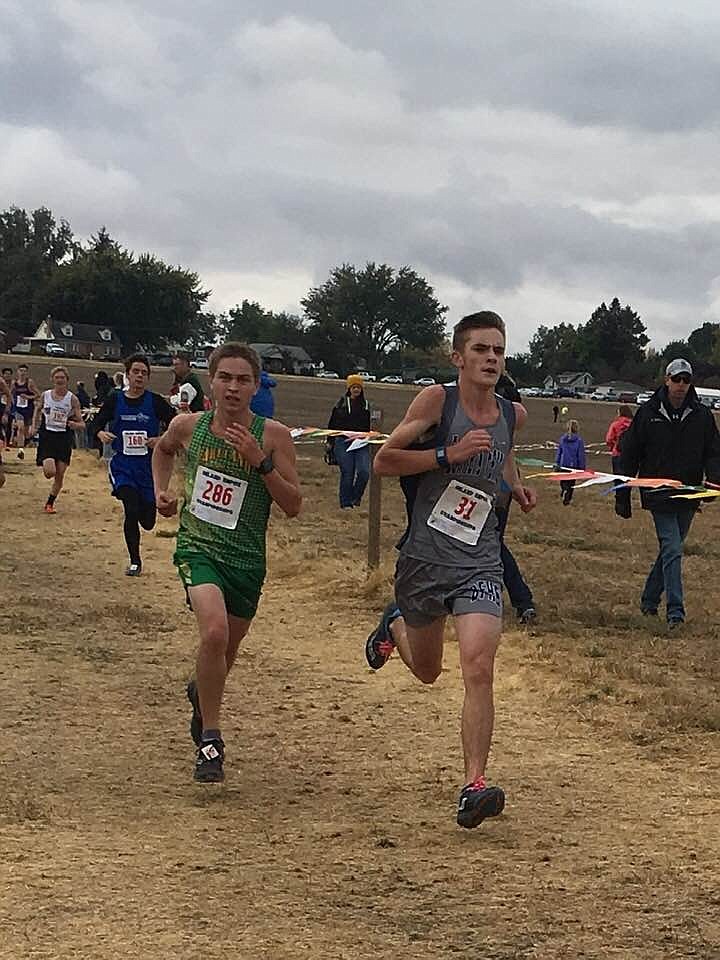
[152,342,302,783]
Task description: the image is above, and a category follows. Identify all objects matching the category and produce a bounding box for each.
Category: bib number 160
[454,496,478,520]
[202,480,233,507]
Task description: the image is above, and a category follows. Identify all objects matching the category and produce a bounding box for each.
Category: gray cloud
[3,1,720,351]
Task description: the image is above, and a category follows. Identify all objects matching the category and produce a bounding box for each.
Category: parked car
[380,375,403,384]
[191,357,209,369]
[635,392,653,404]
[618,391,638,404]
[149,353,173,367]
[413,377,436,387]
[45,342,65,356]
[355,371,377,382]
[316,370,340,379]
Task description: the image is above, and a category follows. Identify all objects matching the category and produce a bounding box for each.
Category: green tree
[36,228,210,349]
[301,262,447,373]
[688,322,720,361]
[0,206,76,335]
[577,298,649,374]
[527,323,582,375]
[505,352,538,385]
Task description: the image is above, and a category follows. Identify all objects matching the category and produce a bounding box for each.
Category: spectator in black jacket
[327,374,372,508]
[617,358,720,627]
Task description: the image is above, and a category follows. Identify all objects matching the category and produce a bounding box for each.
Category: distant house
[30,318,123,359]
[543,371,593,391]
[250,342,314,375]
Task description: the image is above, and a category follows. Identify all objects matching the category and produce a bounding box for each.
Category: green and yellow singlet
[176,412,272,573]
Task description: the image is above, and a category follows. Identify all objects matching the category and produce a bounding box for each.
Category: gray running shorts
[395,554,503,627]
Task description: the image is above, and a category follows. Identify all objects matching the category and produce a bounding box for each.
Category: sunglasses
[670,373,691,384]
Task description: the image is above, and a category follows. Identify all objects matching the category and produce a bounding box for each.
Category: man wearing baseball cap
[617,358,720,628]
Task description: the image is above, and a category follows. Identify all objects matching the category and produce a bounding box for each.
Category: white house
[30,318,123,358]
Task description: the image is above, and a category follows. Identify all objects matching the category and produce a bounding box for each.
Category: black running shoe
[456,780,505,829]
[194,738,225,783]
[517,606,536,625]
[365,602,401,670]
[186,680,202,747]
[125,562,142,577]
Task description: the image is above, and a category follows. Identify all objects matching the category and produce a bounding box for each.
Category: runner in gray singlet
[365,311,537,830]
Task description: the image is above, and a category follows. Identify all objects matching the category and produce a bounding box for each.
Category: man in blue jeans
[617,358,720,628]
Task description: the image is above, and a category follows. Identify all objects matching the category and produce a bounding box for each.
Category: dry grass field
[1,368,718,959]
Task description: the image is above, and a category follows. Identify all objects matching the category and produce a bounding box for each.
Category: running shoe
[17,449,24,460]
[668,618,684,632]
[194,737,225,783]
[125,563,142,577]
[456,777,505,829]
[365,602,401,670]
[186,680,203,747]
[517,606,536,625]
[43,503,56,514]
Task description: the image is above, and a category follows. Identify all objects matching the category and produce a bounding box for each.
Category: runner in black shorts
[366,311,537,829]
[31,366,85,513]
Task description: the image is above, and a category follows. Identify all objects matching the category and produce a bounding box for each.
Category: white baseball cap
[665,358,693,377]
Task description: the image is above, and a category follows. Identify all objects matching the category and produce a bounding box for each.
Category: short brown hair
[209,342,260,380]
[452,311,506,351]
[124,354,150,374]
[618,404,633,419]
[50,365,69,379]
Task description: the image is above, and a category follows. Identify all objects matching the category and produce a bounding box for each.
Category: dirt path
[1,450,718,960]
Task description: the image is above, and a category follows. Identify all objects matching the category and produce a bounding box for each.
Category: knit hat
[346,374,364,389]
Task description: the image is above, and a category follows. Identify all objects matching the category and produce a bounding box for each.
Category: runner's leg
[137,496,156,532]
[454,612,502,782]
[188,582,230,733]
[42,458,57,479]
[50,460,67,498]
[226,614,251,673]
[116,486,143,566]
[389,616,445,683]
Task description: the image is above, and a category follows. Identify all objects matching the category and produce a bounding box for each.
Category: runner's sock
[46,493,57,506]
[201,728,221,743]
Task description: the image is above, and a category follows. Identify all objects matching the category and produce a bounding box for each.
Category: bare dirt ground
[1,383,719,959]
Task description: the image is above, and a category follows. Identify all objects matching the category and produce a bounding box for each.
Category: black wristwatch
[257,454,275,476]
[435,446,449,468]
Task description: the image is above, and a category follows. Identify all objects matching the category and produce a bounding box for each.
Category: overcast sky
[4,1,720,353]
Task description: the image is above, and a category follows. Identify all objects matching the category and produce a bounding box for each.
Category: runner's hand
[156,490,178,517]
[512,483,537,513]
[97,430,116,444]
[447,429,492,464]
[225,424,264,468]
[145,436,159,449]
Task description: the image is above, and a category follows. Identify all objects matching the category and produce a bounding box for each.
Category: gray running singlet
[400,390,512,572]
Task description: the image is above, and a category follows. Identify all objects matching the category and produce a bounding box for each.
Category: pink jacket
[605,415,632,457]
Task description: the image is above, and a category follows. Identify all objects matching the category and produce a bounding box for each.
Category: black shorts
[37,430,73,466]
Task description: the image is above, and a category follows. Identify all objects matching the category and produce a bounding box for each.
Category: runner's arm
[68,394,85,430]
[30,398,43,436]
[28,378,41,401]
[152,414,197,515]
[503,449,536,513]
[0,380,9,405]
[262,423,301,517]
[91,393,117,439]
[372,387,445,477]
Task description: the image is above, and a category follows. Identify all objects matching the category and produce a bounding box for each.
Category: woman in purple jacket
[555,419,586,505]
